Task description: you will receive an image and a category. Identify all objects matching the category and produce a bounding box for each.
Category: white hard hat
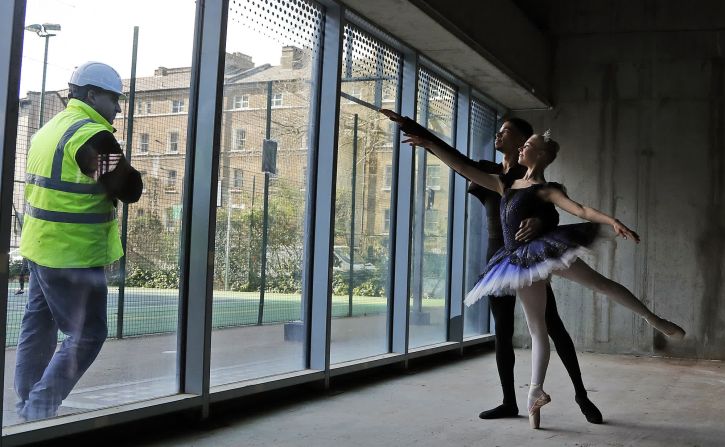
[69,61,124,96]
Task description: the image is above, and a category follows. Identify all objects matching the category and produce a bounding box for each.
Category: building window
[346,86,362,103]
[139,171,147,193]
[383,164,393,190]
[137,101,152,114]
[137,208,145,217]
[271,93,283,107]
[166,169,177,191]
[168,131,179,153]
[233,168,243,189]
[233,128,246,151]
[233,95,249,109]
[425,209,439,233]
[383,208,391,233]
[171,99,185,113]
[426,164,441,190]
[138,133,149,154]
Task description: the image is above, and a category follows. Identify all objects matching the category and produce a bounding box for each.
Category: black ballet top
[499,178,563,251]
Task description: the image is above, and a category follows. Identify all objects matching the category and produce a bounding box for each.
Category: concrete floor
[123,349,724,447]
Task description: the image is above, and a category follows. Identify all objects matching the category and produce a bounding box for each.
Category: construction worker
[16,61,142,421]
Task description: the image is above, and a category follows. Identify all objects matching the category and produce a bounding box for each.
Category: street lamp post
[24,23,61,128]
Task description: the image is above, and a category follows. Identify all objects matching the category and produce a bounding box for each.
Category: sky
[20,0,287,97]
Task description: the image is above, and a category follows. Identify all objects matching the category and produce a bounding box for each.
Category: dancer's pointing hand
[613,220,640,243]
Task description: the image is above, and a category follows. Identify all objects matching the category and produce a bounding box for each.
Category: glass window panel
[463,98,497,337]
[210,0,323,386]
[408,67,456,348]
[5,0,196,426]
[330,24,401,364]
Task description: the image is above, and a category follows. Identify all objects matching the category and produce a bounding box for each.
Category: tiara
[543,129,553,142]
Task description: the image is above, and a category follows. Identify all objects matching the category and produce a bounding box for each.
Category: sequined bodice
[500,185,559,250]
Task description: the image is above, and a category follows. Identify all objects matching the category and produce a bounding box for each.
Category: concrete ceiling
[337,0,552,110]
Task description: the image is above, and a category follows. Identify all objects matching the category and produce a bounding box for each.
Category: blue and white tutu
[465,222,600,305]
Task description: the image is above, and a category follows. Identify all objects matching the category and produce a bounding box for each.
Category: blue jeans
[14,261,108,421]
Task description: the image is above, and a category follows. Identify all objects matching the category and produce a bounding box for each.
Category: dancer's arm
[380,109,504,195]
[543,187,640,242]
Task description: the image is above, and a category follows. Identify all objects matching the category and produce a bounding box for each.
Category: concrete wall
[514,0,725,359]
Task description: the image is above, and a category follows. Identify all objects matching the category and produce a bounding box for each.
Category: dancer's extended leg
[554,259,685,338]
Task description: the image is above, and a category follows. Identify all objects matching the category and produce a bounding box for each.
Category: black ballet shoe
[575,394,603,424]
[478,403,519,419]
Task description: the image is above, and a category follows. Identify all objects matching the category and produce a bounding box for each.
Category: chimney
[225,52,254,71]
[280,46,305,69]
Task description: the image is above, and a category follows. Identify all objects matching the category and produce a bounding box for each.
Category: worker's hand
[94,153,122,181]
[515,217,543,242]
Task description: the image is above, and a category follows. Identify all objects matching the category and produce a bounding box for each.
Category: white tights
[517,258,668,405]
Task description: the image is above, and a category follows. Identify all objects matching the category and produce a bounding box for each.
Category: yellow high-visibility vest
[20,98,123,268]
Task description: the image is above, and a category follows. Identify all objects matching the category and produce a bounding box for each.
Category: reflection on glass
[209,0,323,386]
[330,25,400,364]
[5,0,196,426]
[408,68,456,349]
[463,99,497,338]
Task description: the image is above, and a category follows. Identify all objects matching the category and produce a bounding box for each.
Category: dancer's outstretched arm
[543,187,640,242]
[380,109,504,195]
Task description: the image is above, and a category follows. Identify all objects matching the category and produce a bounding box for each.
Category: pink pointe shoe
[649,317,686,340]
[528,385,551,429]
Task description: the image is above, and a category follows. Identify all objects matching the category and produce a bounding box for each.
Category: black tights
[490,288,587,405]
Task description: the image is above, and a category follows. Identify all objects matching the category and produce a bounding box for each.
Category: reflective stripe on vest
[24,203,115,224]
[25,173,104,194]
[24,118,104,195]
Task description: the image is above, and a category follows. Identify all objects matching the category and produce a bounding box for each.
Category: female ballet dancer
[383,112,685,429]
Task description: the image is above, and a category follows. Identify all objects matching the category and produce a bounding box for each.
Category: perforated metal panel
[229,0,323,53]
[470,97,497,161]
[340,24,401,109]
[416,67,457,144]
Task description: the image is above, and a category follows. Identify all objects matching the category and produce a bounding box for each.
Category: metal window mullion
[308,1,344,380]
[178,0,228,418]
[448,85,470,343]
[0,0,25,436]
[390,50,417,355]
